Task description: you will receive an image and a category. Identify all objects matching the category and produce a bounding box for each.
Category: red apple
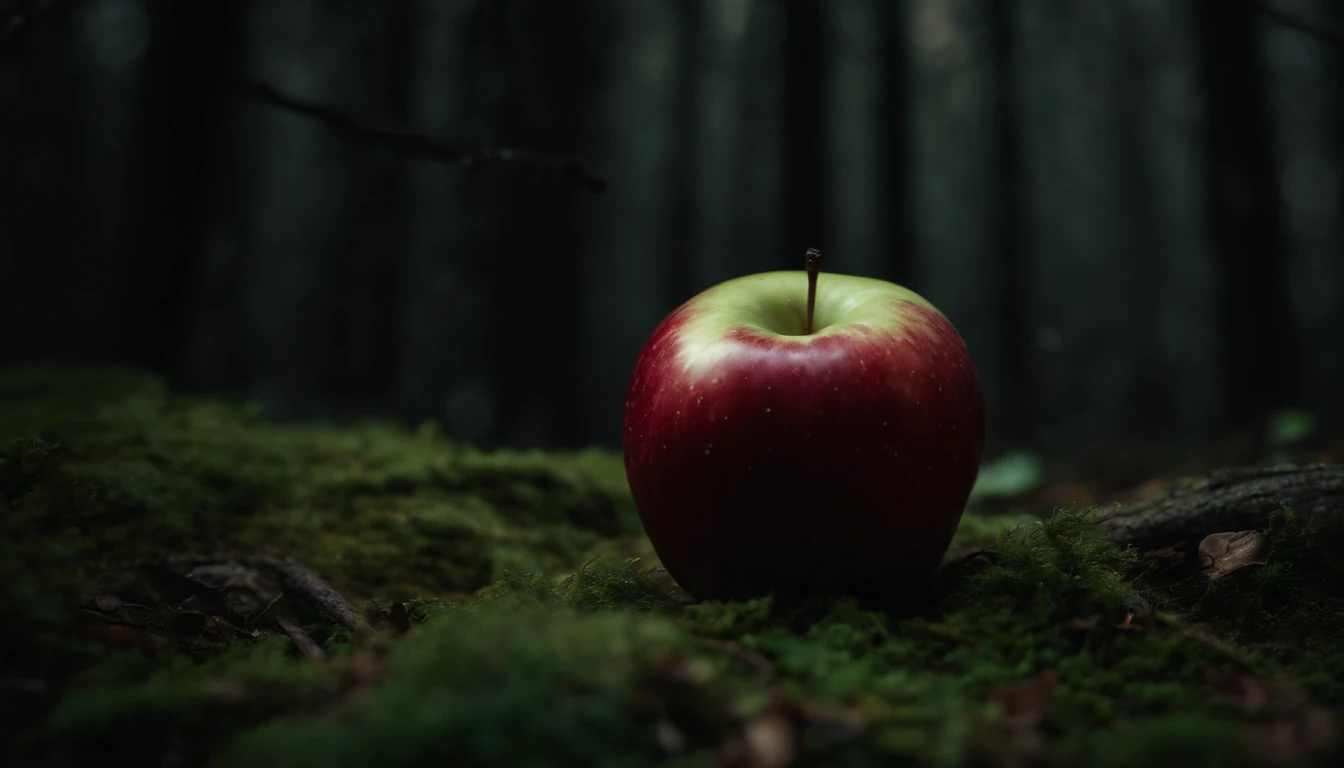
[622,262,985,602]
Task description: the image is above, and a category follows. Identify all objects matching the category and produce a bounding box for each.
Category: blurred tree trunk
[121,0,240,380]
[1194,0,1297,434]
[668,0,701,305]
[904,1,1003,453]
[783,0,828,259]
[485,0,594,447]
[327,0,415,408]
[1259,0,1344,435]
[874,0,912,286]
[986,0,1033,446]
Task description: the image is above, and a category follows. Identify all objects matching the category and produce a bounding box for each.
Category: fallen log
[1097,464,1344,551]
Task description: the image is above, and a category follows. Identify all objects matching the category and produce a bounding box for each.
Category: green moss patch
[4,366,1343,767]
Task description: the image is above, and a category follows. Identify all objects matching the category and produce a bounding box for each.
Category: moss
[222,609,699,768]
[944,509,1040,556]
[1069,715,1269,768]
[1156,508,1344,705]
[6,366,1343,768]
[0,365,644,604]
[953,506,1139,616]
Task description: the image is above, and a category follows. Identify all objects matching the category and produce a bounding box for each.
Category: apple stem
[804,247,822,335]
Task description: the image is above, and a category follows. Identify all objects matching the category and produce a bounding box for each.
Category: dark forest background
[0,0,1341,474]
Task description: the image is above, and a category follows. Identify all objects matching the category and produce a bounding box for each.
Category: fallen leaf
[1198,530,1271,580]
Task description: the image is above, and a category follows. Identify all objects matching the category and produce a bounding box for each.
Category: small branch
[1255,2,1344,50]
[275,615,327,662]
[249,555,358,629]
[1099,464,1344,551]
[240,79,609,194]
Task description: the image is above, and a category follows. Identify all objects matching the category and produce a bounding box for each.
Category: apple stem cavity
[804,247,823,335]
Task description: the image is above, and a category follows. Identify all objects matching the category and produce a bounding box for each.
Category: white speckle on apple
[697,397,703,404]
[705,444,713,455]
[881,421,888,427]
[748,465,753,471]
[766,446,773,452]
[855,447,861,454]
[712,377,720,384]
[765,408,771,413]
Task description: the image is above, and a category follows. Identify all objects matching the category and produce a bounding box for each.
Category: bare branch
[240,78,609,194]
[1255,2,1344,50]
[0,1,608,193]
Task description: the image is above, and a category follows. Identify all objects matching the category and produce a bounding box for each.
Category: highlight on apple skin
[621,267,985,603]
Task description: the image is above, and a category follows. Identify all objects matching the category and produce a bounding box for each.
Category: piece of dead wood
[249,555,358,629]
[1098,463,1344,551]
[275,615,326,662]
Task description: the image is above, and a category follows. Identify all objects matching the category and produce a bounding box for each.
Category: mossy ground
[2,366,1341,767]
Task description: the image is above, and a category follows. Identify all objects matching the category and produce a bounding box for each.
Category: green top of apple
[675,270,940,371]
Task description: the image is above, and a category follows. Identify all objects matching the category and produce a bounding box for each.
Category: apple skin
[622,271,985,602]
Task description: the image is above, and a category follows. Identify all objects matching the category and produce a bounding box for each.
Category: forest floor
[2,366,1343,768]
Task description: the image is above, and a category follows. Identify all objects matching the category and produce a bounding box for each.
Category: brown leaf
[1198,530,1271,580]
[275,616,326,662]
[990,669,1059,729]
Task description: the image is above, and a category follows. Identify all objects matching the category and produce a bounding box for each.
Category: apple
[622,253,985,602]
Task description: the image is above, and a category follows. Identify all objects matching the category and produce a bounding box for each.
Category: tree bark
[1099,464,1344,550]
[1194,0,1297,433]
